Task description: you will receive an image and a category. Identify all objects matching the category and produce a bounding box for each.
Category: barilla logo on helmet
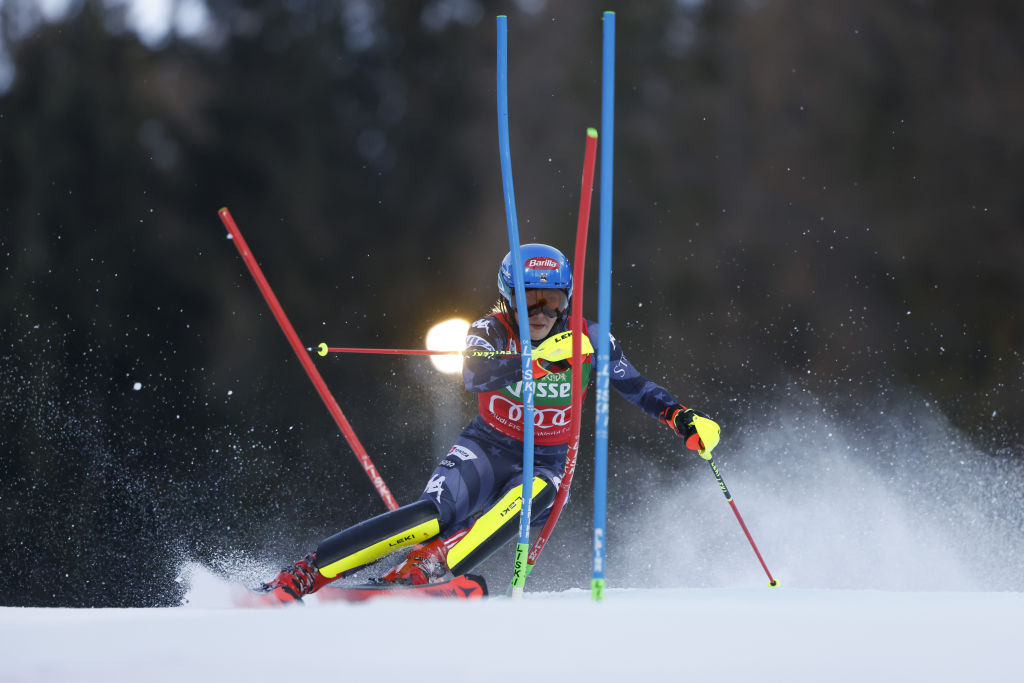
[526,257,560,270]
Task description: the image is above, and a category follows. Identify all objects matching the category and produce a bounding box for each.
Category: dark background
[2,0,1022,607]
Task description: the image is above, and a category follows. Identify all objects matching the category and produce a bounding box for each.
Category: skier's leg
[446,476,556,575]
[314,498,442,579]
[261,497,442,602]
[263,434,498,600]
[383,476,556,583]
[314,431,504,581]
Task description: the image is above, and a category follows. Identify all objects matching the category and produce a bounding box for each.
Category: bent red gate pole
[527,127,599,571]
[218,207,398,511]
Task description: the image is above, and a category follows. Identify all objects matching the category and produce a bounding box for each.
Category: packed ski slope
[3,570,1022,682]
[4,394,1023,682]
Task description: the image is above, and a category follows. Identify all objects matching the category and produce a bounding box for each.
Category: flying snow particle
[133,382,142,391]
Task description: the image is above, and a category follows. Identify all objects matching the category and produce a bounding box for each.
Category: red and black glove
[661,405,721,458]
[532,357,571,377]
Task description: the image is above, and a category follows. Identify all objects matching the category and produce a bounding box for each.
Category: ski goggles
[511,289,569,319]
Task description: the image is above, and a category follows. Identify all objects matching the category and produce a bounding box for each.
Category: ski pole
[314,343,520,358]
[527,126,598,572]
[707,456,778,587]
[217,207,399,511]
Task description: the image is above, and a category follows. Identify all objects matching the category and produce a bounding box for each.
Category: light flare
[426,318,470,374]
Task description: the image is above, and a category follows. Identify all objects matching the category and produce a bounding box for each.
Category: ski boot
[260,552,330,603]
[381,537,452,585]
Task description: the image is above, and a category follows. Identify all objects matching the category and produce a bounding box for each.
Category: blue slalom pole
[592,10,615,603]
[496,15,536,597]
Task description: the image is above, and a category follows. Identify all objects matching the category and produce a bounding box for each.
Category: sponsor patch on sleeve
[465,335,495,351]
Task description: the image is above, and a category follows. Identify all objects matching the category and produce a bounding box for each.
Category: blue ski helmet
[497,243,573,306]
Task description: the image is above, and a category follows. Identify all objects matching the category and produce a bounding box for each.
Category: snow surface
[4,392,1023,681]
[2,565,1022,682]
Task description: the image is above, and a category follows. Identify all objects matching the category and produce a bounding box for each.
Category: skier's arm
[603,330,679,419]
[599,323,721,456]
[462,318,522,392]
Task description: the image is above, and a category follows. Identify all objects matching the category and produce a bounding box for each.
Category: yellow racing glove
[662,405,721,459]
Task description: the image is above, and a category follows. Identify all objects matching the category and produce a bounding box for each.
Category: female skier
[261,243,720,602]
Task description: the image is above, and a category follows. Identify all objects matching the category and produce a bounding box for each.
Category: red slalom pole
[528,127,599,570]
[708,457,778,586]
[218,208,398,511]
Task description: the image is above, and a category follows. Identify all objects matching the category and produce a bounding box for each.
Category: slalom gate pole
[527,127,598,573]
[592,10,615,602]
[708,457,779,586]
[496,15,537,598]
[217,208,398,511]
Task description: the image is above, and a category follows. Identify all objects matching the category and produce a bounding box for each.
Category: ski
[317,574,487,604]
[234,574,487,608]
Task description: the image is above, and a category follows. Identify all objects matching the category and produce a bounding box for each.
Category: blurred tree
[1,0,1022,606]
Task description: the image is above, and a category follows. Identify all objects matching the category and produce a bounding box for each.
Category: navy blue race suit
[419,311,682,536]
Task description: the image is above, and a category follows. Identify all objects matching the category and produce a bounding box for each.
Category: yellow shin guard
[447,477,555,576]
[315,499,440,579]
